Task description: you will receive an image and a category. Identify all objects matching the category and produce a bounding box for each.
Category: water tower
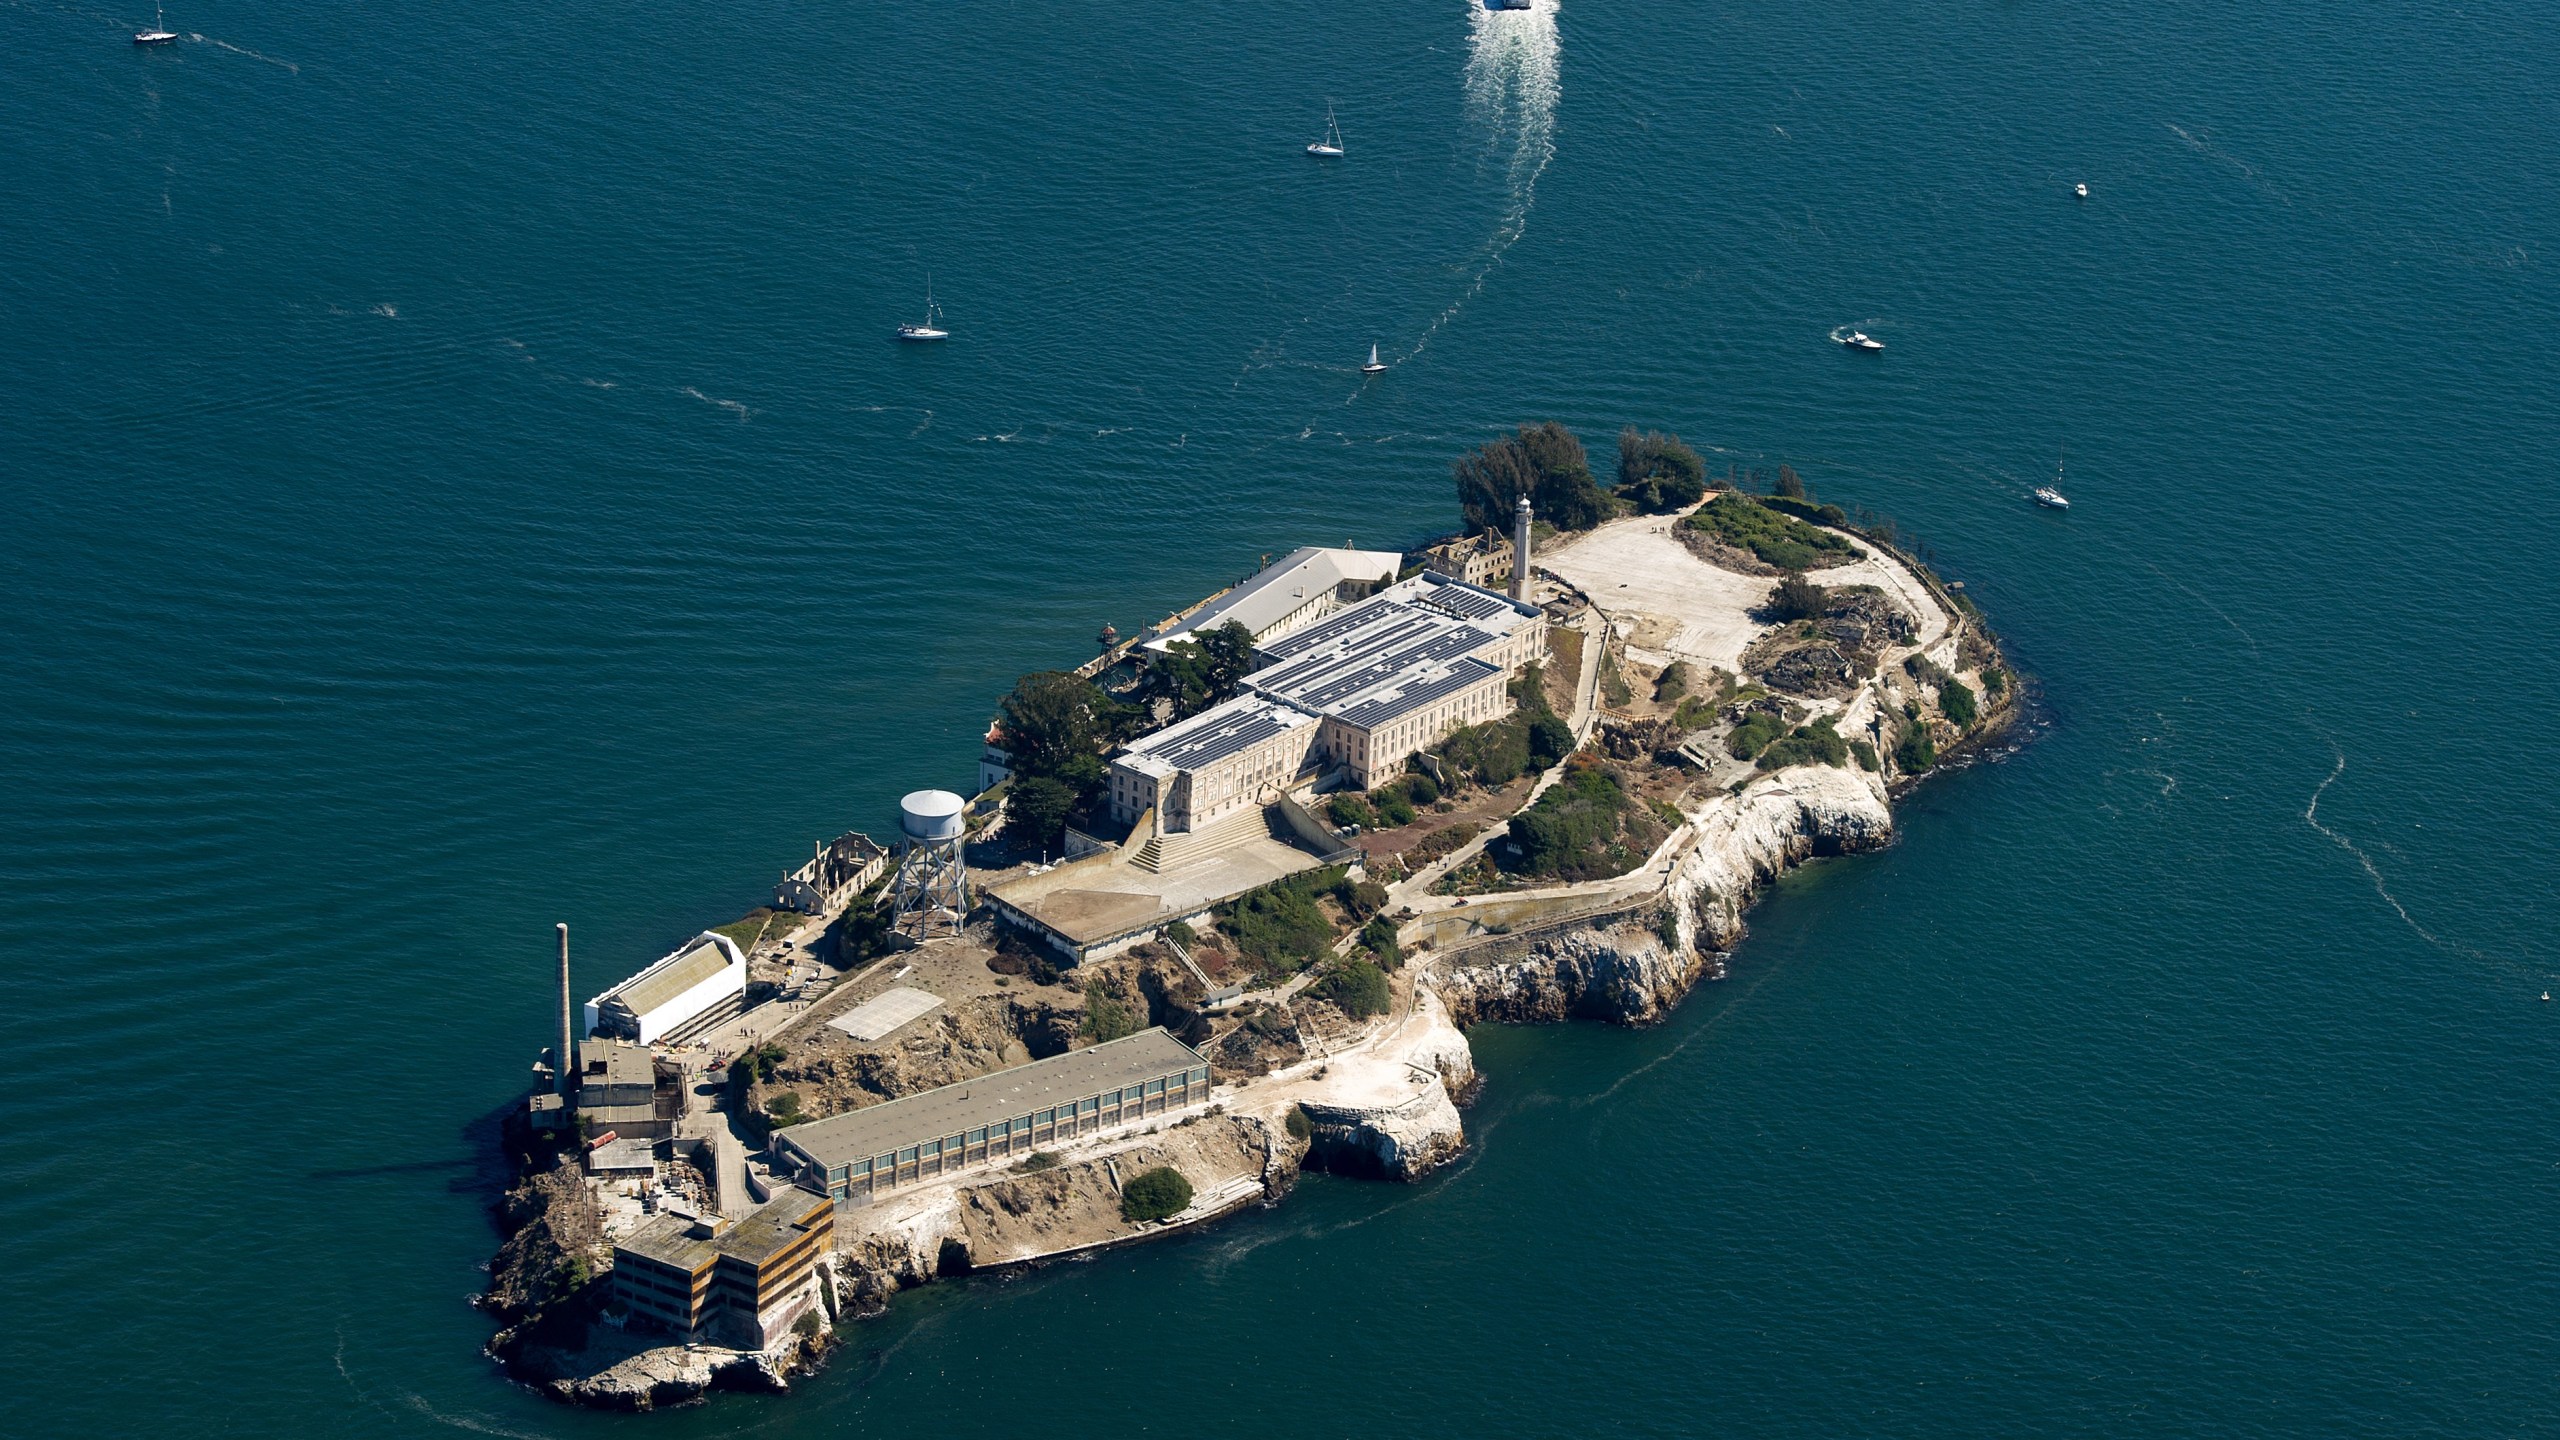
[888,789,970,940]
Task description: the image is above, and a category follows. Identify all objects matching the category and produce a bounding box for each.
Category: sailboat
[2034,446,2070,509]
[1306,104,1345,159]
[134,2,177,42]
[896,280,948,342]
[1360,344,1387,377]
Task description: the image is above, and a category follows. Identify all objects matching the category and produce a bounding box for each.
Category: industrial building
[611,1185,835,1348]
[1142,546,1402,654]
[575,1037,673,1140]
[584,931,747,1047]
[770,1029,1214,1206]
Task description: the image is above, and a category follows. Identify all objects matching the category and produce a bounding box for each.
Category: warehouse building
[583,931,747,1047]
[770,1029,1214,1207]
[611,1185,835,1348]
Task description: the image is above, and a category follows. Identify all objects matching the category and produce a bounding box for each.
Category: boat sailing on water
[134,2,176,42]
[1835,328,1883,352]
[2035,446,2071,509]
[1360,344,1386,376]
[1306,104,1345,159]
[896,280,948,342]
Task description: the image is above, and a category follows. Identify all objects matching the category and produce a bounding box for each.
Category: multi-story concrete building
[574,1038,670,1141]
[1105,572,1547,831]
[770,1029,1214,1207]
[1417,531,1514,590]
[611,1186,835,1349]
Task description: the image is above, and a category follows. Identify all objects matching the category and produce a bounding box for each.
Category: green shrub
[1761,494,1850,527]
[1765,574,1829,622]
[1851,739,1881,772]
[1403,772,1441,805]
[1904,653,1950,686]
[1527,713,1575,765]
[1376,791,1417,827]
[1120,1166,1194,1223]
[1220,867,1348,972]
[1939,678,1978,729]
[1686,492,1861,571]
[1017,1150,1061,1173]
[793,1311,826,1341]
[1360,916,1403,970]
[1896,725,1937,774]
[1081,981,1138,1042]
[1756,717,1850,771]
[1165,920,1198,948]
[1333,876,1390,920]
[1726,711,1791,760]
[1653,661,1691,703]
[1326,793,1378,829]
[1616,427,1709,513]
[1983,667,2006,695]
[1285,1105,1313,1141]
[1315,960,1392,1018]
[1501,763,1665,882]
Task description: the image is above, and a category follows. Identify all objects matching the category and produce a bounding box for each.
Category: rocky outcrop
[481,1160,604,1321]
[538,1341,794,1412]
[1297,987,1476,1180]
[1436,764,1894,1027]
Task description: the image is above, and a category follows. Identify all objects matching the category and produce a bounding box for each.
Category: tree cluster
[1454,421,1609,534]
[1143,620,1256,723]
[998,670,1132,853]
[1616,428,1708,513]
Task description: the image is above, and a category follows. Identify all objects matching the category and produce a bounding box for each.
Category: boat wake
[680,386,755,421]
[193,33,299,72]
[1398,0,1560,366]
[2302,745,2455,955]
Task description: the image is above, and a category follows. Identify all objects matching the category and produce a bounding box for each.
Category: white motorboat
[896,281,948,342]
[135,3,176,41]
[1836,329,1883,352]
[2075,182,2089,199]
[1307,104,1345,159]
[1360,343,1386,376]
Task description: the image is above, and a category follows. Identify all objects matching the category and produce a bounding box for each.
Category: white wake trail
[1398,0,1561,365]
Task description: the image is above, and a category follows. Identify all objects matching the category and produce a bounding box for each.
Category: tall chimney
[556,922,573,1100]
[1511,493,1534,603]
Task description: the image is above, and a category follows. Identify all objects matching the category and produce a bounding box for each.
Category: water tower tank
[899,790,967,844]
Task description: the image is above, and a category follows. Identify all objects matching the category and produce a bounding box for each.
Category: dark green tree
[999,670,1124,806]
[1146,620,1257,721]
[1006,775,1078,856]
[1454,422,1608,534]
[1774,464,1806,500]
[1120,1166,1194,1223]
[1765,574,1829,621]
[1616,427,1708,513]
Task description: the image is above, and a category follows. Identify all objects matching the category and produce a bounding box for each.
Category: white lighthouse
[1511,493,1534,603]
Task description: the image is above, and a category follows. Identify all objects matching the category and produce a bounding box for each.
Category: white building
[584,931,748,1047]
[1143,546,1403,654]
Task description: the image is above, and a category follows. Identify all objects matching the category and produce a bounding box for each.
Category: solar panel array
[1127,697,1316,770]
[1244,592,1512,730]
[1335,657,1502,729]
[1413,579,1514,621]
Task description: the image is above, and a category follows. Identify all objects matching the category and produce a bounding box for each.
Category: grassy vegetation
[1327,792,1378,829]
[1313,959,1391,1018]
[1686,491,1863,571]
[1502,760,1669,882]
[1408,820,1481,865]
[1756,716,1850,771]
[1016,1151,1061,1174]
[1120,1166,1194,1223]
[1653,661,1691,704]
[1851,739,1881,772]
[1360,916,1403,970]
[1726,710,1792,760]
[1219,865,1350,976]
[712,909,783,951]
[1080,980,1139,1042]
[1599,651,1634,707]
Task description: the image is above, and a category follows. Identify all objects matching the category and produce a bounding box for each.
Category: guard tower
[888,789,971,940]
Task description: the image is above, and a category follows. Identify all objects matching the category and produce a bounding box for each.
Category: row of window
[822,1069,1211,1180]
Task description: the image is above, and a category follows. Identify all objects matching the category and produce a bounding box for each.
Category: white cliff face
[1292,985,1474,1181]
[1435,763,1895,1028]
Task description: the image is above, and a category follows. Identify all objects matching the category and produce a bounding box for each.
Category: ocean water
[5,0,2558,1434]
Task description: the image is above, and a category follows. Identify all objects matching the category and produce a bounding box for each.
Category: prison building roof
[1115,694,1320,781]
[776,1029,1210,1173]
[1244,588,1516,731]
[1144,547,1403,652]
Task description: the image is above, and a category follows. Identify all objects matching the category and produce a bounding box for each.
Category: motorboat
[1484,0,1536,10]
[1360,343,1386,376]
[2075,182,2089,199]
[1836,330,1883,352]
[1307,104,1345,159]
[896,281,948,341]
[135,2,176,41]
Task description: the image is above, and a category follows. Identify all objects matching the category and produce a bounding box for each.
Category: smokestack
[556,923,573,1100]
[1512,493,1534,603]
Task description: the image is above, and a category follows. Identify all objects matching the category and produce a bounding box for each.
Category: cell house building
[769,1028,1214,1206]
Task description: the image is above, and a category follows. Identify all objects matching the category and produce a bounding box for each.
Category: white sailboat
[1306,104,1345,159]
[2034,446,2070,509]
[896,280,948,342]
[135,2,177,42]
[1360,343,1386,376]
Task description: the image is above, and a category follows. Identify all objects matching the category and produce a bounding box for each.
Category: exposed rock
[482,1160,603,1321]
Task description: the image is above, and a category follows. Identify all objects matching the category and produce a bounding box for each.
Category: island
[478,424,2017,1409]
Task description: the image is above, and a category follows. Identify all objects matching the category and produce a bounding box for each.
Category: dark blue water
[6,0,2557,1433]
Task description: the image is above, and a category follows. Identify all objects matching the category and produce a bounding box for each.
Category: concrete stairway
[1131,804,1285,875]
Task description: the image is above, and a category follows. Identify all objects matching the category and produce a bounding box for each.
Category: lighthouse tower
[1511,493,1534,603]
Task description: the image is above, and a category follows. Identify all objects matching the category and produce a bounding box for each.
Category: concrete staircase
[1131,804,1287,875]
